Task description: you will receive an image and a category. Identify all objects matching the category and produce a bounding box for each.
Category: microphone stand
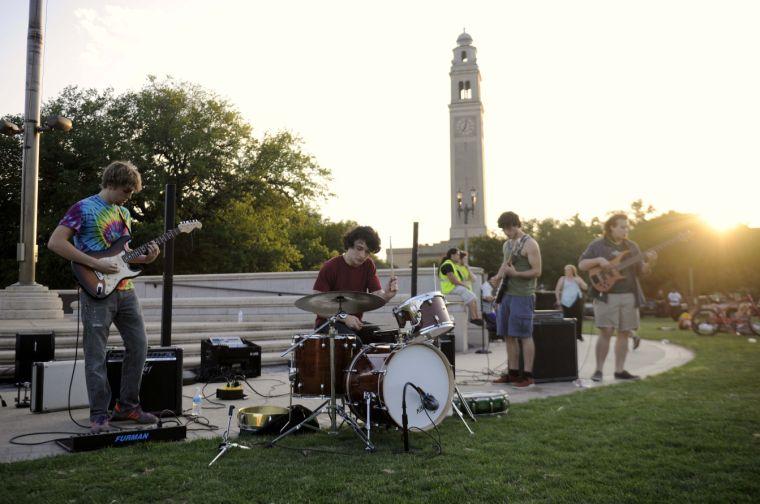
[209,405,249,467]
[402,383,410,452]
[475,291,491,354]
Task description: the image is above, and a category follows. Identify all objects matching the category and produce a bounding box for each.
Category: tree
[0,120,23,284]
[468,234,504,275]
[0,78,339,288]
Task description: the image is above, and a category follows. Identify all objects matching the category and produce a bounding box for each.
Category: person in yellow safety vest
[439,248,483,325]
[456,250,473,290]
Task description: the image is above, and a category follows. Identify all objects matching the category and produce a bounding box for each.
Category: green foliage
[0,78,346,287]
[0,119,22,280]
[523,214,601,289]
[467,233,503,275]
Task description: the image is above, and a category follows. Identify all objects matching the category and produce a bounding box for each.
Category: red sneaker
[492,372,519,384]
[512,376,535,388]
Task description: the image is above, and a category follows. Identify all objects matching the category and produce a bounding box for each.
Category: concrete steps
[0,291,474,380]
[0,297,315,378]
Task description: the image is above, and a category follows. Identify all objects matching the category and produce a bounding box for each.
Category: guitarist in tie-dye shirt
[48,161,160,433]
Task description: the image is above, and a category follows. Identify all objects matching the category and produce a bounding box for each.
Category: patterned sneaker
[90,415,114,434]
[591,370,603,382]
[613,370,640,380]
[512,376,535,388]
[111,403,158,424]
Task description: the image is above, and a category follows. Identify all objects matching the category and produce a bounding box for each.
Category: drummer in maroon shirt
[313,225,398,334]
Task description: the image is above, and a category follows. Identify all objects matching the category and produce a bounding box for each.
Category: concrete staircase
[0,292,473,379]
[0,296,315,378]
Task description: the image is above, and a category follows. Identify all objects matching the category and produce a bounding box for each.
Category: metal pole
[160,183,176,347]
[688,267,694,302]
[463,210,469,255]
[17,0,45,285]
[411,222,419,297]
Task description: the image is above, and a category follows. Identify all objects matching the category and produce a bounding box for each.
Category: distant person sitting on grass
[668,289,683,321]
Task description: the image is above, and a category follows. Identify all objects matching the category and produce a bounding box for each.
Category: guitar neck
[615,236,681,271]
[122,228,180,262]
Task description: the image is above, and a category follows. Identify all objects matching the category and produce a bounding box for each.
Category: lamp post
[0,0,71,320]
[456,188,477,254]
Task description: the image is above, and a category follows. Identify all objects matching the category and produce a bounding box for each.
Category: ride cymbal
[295,291,386,315]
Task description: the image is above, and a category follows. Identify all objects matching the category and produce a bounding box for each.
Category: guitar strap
[116,206,132,236]
[509,234,529,262]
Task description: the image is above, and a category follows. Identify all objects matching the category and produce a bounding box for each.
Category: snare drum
[454,391,510,416]
[345,342,454,431]
[290,334,359,396]
[393,291,454,340]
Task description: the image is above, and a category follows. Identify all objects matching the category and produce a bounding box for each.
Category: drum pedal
[216,382,244,400]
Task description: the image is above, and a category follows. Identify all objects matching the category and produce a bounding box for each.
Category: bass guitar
[587,231,691,293]
[72,220,202,298]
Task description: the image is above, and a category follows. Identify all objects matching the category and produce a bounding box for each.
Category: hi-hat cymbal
[295,291,386,315]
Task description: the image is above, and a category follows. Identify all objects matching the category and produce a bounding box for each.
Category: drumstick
[389,236,395,277]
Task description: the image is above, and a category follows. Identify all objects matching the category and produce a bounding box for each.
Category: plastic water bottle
[192,387,202,416]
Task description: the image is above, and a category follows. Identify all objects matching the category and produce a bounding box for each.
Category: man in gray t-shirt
[579,214,656,382]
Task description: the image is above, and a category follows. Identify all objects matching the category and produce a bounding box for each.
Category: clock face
[456,117,475,136]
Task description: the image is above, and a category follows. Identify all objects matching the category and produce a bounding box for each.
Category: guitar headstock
[178,220,202,233]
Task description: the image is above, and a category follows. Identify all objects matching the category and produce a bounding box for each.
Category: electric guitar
[587,231,691,293]
[72,220,202,298]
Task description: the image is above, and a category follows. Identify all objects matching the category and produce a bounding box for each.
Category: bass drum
[345,343,454,431]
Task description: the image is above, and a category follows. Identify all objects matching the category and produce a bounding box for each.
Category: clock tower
[449,31,487,240]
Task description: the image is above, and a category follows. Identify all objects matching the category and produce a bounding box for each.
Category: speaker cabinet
[520,318,577,383]
[15,332,55,382]
[106,347,183,416]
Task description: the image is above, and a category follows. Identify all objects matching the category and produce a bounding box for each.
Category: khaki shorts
[449,285,477,305]
[593,293,639,332]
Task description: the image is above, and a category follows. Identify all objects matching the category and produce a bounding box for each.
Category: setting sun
[700,212,745,233]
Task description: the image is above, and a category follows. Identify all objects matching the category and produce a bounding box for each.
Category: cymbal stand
[209,405,250,467]
[269,309,375,452]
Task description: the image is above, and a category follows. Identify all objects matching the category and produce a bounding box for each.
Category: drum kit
[268,290,475,452]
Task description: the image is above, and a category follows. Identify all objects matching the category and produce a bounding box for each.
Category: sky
[1,0,758,253]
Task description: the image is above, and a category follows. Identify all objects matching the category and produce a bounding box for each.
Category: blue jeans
[80,290,147,420]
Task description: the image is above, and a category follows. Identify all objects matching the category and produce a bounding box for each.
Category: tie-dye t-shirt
[59,194,134,290]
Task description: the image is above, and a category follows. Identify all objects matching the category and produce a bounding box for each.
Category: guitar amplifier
[535,291,557,310]
[520,318,578,383]
[15,332,55,382]
[106,347,183,416]
[200,337,261,382]
[31,360,89,413]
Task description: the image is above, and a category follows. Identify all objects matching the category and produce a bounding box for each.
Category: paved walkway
[0,335,693,463]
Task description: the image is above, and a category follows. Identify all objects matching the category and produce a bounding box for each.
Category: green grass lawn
[3,318,759,503]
